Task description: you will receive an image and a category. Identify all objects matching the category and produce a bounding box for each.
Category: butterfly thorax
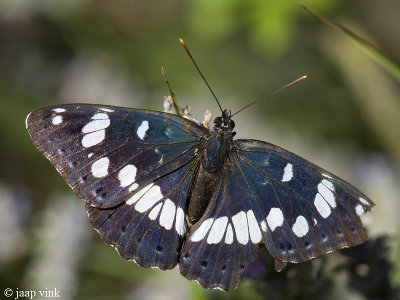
[187,110,236,224]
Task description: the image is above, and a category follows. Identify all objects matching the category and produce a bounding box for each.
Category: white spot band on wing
[52,115,63,125]
[207,216,228,244]
[260,220,267,232]
[175,207,186,236]
[359,197,370,206]
[266,207,284,231]
[135,184,164,213]
[126,183,154,205]
[224,223,234,244]
[292,215,309,238]
[232,211,249,245]
[148,202,162,220]
[137,120,149,140]
[318,181,336,208]
[81,113,110,148]
[314,193,331,218]
[355,204,365,216]
[159,199,176,230]
[247,210,262,243]
[82,119,110,134]
[281,163,293,182]
[91,157,109,178]
[118,164,137,187]
[191,218,214,242]
[82,130,105,148]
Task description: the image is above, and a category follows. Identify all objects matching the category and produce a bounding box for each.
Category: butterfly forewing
[26,104,207,207]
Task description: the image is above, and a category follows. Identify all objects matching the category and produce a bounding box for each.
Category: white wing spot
[292,215,309,238]
[135,184,164,213]
[225,223,234,244]
[126,183,154,205]
[82,118,110,133]
[159,199,176,230]
[318,181,336,208]
[118,164,137,187]
[88,153,94,158]
[82,130,105,148]
[281,163,293,182]
[355,204,365,216]
[266,208,284,231]
[322,173,333,179]
[314,193,331,218]
[137,120,149,140]
[148,202,162,220]
[175,207,186,236]
[128,183,139,192]
[322,179,335,191]
[91,157,109,178]
[247,210,262,243]
[207,216,228,244]
[191,218,214,242]
[359,197,370,206]
[52,115,63,125]
[313,218,318,226]
[91,113,109,120]
[232,211,249,245]
[260,220,267,232]
[100,108,114,112]
[52,108,66,113]
[81,113,110,148]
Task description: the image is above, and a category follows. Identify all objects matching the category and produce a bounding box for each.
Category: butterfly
[25,100,374,291]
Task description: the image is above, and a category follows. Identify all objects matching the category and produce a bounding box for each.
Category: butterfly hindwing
[26,104,207,269]
[179,162,260,291]
[87,159,198,269]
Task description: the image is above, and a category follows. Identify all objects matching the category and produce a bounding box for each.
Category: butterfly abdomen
[187,163,221,224]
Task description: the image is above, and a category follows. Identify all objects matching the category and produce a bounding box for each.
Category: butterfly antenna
[231,75,308,117]
[179,38,224,113]
[162,67,182,116]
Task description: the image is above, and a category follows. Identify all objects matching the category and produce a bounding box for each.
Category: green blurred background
[1,0,399,299]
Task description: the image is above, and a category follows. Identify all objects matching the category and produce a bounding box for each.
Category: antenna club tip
[179,38,185,45]
[293,75,308,84]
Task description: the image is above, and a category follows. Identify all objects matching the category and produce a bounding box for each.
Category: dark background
[1,0,399,299]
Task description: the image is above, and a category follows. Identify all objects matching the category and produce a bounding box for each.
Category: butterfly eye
[214,117,223,126]
[229,119,235,129]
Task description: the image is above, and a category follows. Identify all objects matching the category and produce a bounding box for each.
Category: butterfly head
[213,109,235,131]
